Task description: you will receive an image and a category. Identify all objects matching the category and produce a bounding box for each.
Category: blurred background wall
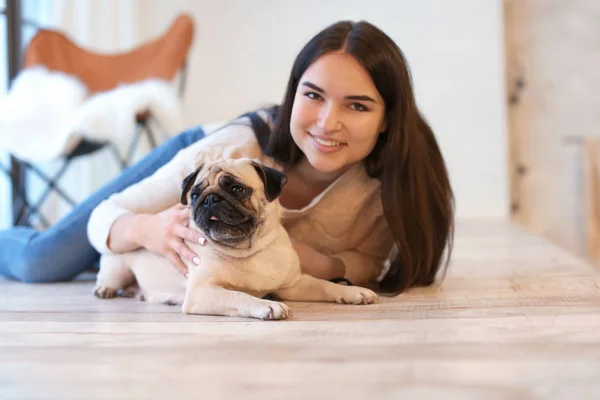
[1,1,507,231]
[505,0,600,258]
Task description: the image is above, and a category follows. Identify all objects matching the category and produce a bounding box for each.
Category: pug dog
[94,158,378,320]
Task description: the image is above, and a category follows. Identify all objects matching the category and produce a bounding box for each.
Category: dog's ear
[251,161,287,202]
[180,164,203,205]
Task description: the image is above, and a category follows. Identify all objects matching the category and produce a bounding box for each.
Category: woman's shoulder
[199,108,273,147]
[180,111,277,173]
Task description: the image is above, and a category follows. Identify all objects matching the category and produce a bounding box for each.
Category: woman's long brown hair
[250,20,454,295]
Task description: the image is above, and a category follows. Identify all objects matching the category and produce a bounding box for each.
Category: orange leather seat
[23,14,195,94]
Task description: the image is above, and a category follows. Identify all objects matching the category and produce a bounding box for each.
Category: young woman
[0,20,454,295]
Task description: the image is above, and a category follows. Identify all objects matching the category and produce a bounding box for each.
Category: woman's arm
[330,214,394,284]
[290,213,394,285]
[87,119,267,270]
[88,139,207,274]
[106,205,206,274]
[88,138,201,254]
[290,238,345,280]
[106,213,140,253]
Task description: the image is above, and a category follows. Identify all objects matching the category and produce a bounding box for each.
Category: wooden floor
[2,221,600,400]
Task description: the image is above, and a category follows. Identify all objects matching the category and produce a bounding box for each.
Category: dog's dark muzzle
[203,193,221,207]
[193,191,255,247]
[197,192,250,226]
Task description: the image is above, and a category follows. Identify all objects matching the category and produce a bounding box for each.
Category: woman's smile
[308,132,347,153]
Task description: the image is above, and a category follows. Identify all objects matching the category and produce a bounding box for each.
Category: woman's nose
[317,104,342,132]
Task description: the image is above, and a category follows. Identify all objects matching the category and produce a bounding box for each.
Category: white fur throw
[0,67,184,163]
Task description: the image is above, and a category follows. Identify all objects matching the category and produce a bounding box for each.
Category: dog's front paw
[336,286,379,305]
[94,285,118,299]
[250,301,292,321]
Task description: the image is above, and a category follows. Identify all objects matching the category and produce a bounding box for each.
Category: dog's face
[180,159,287,248]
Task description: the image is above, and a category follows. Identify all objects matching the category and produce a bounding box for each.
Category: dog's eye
[190,193,199,203]
[231,185,246,196]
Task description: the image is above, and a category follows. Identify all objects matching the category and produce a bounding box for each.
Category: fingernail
[185,273,189,279]
[199,237,206,245]
[193,257,200,265]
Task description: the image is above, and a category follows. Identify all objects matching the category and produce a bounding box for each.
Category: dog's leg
[94,254,135,299]
[145,292,185,306]
[182,283,292,320]
[274,274,379,305]
[120,283,141,298]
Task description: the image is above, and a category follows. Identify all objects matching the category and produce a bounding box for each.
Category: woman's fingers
[170,238,201,265]
[166,251,189,277]
[172,224,206,246]
[177,206,191,220]
[164,205,205,275]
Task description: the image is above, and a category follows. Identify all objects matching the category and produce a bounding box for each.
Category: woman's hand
[132,204,206,276]
[290,237,345,280]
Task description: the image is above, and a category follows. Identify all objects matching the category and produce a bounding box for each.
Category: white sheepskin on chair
[0,66,184,163]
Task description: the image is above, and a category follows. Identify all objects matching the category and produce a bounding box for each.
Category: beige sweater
[87,116,395,284]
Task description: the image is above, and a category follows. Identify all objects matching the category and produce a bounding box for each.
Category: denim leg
[0,126,205,283]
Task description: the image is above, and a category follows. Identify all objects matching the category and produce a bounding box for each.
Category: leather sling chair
[1,13,194,228]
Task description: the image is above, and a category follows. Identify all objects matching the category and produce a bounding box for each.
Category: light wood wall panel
[505,0,600,257]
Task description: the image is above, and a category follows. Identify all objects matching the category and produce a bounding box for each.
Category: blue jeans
[0,126,205,283]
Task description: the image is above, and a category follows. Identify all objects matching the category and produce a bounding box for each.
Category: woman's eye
[304,92,322,101]
[190,193,199,202]
[350,103,368,112]
[231,185,246,196]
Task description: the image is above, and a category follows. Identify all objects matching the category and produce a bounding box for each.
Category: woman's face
[290,52,387,175]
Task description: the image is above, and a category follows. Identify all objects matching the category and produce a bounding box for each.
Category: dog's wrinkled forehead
[197,159,262,189]
[181,158,286,206]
